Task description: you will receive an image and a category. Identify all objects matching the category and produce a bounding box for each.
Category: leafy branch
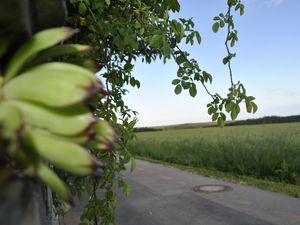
[208,0,257,126]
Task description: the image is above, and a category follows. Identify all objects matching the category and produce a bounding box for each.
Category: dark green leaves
[175,54,186,65]
[174,85,182,95]
[235,2,245,15]
[163,37,171,58]
[220,20,225,28]
[245,100,257,113]
[223,57,229,65]
[251,102,258,113]
[118,180,131,196]
[246,100,252,113]
[171,20,185,41]
[212,113,218,121]
[130,158,136,172]
[169,0,180,12]
[212,22,219,33]
[230,104,240,120]
[212,15,225,31]
[195,32,202,44]
[225,101,234,113]
[172,79,180,85]
[203,71,212,83]
[129,77,140,88]
[124,63,134,72]
[150,34,164,48]
[181,80,190,89]
[78,2,87,15]
[189,83,197,97]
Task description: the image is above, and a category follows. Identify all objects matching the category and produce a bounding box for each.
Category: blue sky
[124,0,300,127]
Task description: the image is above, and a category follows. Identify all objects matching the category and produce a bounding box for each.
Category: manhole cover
[193,184,231,193]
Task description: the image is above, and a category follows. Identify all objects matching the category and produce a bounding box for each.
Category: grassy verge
[135,156,300,198]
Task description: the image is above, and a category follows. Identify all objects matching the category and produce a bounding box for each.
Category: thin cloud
[265,0,284,7]
[244,0,285,7]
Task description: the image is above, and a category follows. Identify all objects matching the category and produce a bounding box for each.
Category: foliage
[0,27,116,204]
[130,123,300,185]
[0,0,258,224]
[227,115,300,126]
[62,0,258,224]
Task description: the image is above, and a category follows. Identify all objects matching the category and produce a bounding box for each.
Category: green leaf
[135,80,141,88]
[163,38,171,57]
[175,54,186,65]
[203,71,212,83]
[189,85,197,97]
[212,22,219,33]
[182,76,189,81]
[247,96,255,101]
[240,5,245,16]
[195,32,202,44]
[230,105,238,120]
[119,180,131,196]
[220,20,225,28]
[130,158,136,172]
[217,117,225,127]
[220,113,226,121]
[172,79,180,85]
[180,25,185,40]
[174,84,182,95]
[223,57,229,65]
[78,3,87,15]
[4,27,78,82]
[124,63,134,72]
[251,102,258,113]
[105,0,110,5]
[245,100,252,113]
[181,81,190,89]
[150,34,163,48]
[212,113,219,121]
[183,62,192,68]
[83,0,90,5]
[236,104,241,114]
[225,102,234,113]
[169,0,180,12]
[130,77,136,87]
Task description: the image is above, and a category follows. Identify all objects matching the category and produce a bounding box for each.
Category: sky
[124,0,300,127]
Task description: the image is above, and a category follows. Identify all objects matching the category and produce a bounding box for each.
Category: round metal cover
[193,184,231,193]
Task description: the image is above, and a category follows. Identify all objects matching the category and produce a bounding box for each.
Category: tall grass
[129,123,300,184]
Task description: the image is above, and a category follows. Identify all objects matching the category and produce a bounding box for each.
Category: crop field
[129,122,300,185]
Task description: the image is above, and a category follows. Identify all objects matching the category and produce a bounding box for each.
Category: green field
[129,122,300,189]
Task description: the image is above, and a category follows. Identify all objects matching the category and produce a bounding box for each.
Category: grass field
[129,122,300,190]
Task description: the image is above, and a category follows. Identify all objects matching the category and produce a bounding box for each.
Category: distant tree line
[134,127,163,132]
[227,115,300,126]
[134,115,300,132]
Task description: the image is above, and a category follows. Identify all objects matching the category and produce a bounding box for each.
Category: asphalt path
[62,160,300,225]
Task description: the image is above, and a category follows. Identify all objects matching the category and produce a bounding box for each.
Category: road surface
[62,160,300,225]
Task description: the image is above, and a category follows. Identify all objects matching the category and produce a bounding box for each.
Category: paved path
[62,160,300,225]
